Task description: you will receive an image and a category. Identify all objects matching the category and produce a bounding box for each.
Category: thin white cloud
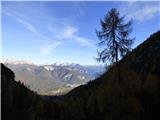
[17,18,37,33]
[3,5,95,48]
[3,6,52,42]
[63,26,78,38]
[17,18,50,41]
[40,42,62,55]
[3,3,95,59]
[122,2,160,22]
[3,7,38,33]
[56,25,95,48]
[17,19,52,45]
[3,7,63,56]
[73,36,95,47]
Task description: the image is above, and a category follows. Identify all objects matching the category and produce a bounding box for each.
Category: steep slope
[1,63,40,120]
[62,31,160,120]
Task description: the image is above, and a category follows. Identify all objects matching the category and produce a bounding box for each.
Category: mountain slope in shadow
[1,63,41,120]
[64,31,160,120]
[1,31,160,120]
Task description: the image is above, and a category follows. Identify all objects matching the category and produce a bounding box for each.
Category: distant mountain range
[3,61,105,95]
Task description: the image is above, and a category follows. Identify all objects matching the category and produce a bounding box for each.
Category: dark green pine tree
[96,8,134,82]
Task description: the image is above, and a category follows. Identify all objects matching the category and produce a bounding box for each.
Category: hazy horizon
[1,58,105,66]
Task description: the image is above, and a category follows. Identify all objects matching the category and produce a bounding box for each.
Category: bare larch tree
[96,8,134,82]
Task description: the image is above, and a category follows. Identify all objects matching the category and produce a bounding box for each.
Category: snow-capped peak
[44,66,54,71]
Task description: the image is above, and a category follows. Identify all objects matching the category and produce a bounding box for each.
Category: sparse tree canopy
[96,8,134,64]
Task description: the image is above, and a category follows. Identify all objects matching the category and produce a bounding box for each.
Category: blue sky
[1,1,160,65]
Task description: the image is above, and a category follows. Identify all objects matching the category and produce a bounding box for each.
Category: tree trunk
[114,42,123,119]
[112,16,123,120]
[115,42,121,83]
